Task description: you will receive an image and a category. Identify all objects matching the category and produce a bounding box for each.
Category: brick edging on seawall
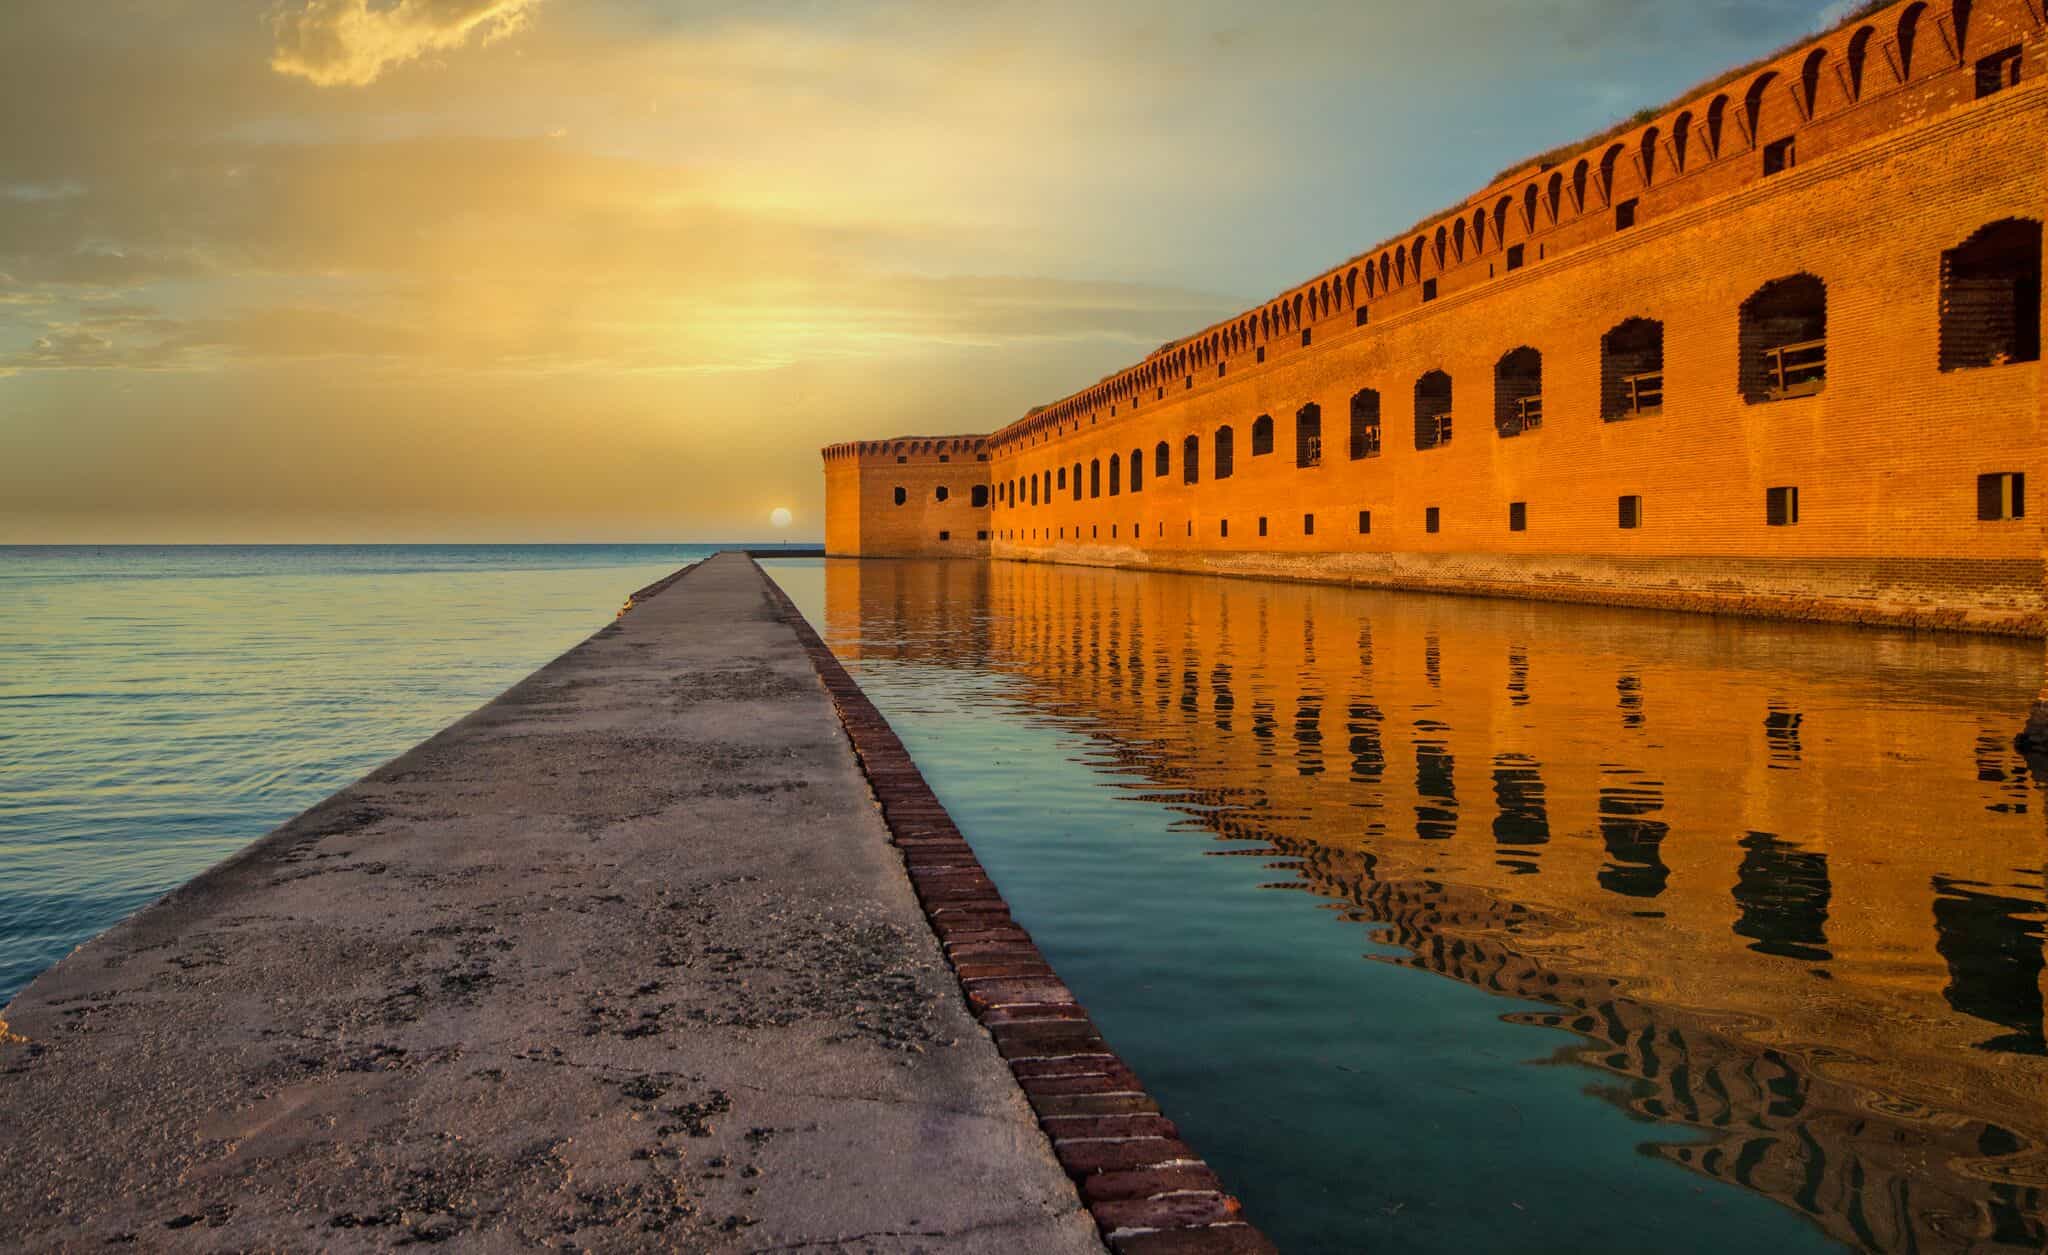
[751,559,1277,1255]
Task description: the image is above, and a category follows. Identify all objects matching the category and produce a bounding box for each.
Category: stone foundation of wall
[988,547,2046,636]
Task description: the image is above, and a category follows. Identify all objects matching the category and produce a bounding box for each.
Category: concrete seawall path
[0,553,1103,1251]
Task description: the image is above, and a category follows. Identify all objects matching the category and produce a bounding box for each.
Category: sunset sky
[2,0,1855,542]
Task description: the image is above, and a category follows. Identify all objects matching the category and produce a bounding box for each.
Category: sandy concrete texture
[0,552,1102,1253]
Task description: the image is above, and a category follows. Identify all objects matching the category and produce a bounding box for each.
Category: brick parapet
[758,560,1275,1255]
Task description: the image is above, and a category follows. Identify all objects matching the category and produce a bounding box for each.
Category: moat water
[765,557,2048,1255]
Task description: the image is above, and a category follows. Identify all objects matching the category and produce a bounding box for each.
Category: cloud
[270,0,542,88]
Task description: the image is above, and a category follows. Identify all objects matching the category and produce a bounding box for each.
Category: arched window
[1494,347,1543,436]
[893,486,907,506]
[1057,465,1067,491]
[1800,48,1828,117]
[972,484,989,508]
[1072,462,1083,501]
[1602,318,1665,419]
[1846,27,1874,99]
[1130,448,1144,492]
[1296,403,1323,467]
[1251,414,1275,456]
[1029,476,1039,506]
[1740,274,1828,402]
[1349,389,1382,459]
[1155,441,1170,478]
[1108,455,1121,496]
[1090,458,1101,498]
[1182,434,1200,484]
[1899,3,1927,79]
[1744,71,1779,144]
[1215,425,1236,479]
[1415,371,1453,450]
[1940,219,2042,370]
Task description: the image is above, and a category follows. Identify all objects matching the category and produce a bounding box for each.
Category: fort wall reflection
[821,557,2048,1252]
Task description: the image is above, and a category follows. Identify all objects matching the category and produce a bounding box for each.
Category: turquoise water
[0,544,790,1001]
[765,557,2048,1255]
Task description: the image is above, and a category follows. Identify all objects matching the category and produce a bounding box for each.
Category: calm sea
[0,544,788,1001]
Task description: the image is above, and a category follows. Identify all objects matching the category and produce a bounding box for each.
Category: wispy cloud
[270,0,543,88]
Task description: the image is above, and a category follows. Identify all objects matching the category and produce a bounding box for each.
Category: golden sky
[0,0,1843,542]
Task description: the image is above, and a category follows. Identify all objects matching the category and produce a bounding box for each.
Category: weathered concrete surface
[0,553,1102,1253]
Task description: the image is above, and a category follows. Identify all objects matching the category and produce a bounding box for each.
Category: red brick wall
[823,0,2048,633]
[823,436,993,558]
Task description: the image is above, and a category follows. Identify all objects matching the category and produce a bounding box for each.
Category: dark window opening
[1494,346,1543,437]
[1762,136,1795,175]
[1301,328,1312,347]
[1072,462,1083,501]
[1506,244,1525,272]
[1619,495,1643,529]
[1057,466,1067,489]
[1221,518,1229,538]
[1414,370,1454,450]
[1977,45,2022,97]
[1256,346,1266,363]
[1089,459,1101,498]
[1422,278,1439,301]
[1296,403,1323,467]
[1183,435,1200,484]
[1740,274,1827,402]
[1602,318,1665,419]
[939,530,951,541]
[1425,506,1441,534]
[1508,501,1528,532]
[1130,449,1144,492]
[1303,513,1315,536]
[1258,516,1268,537]
[1218,362,1227,377]
[1155,441,1170,478]
[1940,219,2042,370]
[1185,375,1193,390]
[1355,306,1369,327]
[1108,456,1121,496]
[976,530,988,540]
[1979,472,2026,520]
[1251,414,1274,457]
[1615,198,1638,230]
[1349,389,1382,459]
[1358,509,1372,534]
[893,486,907,506]
[938,454,950,463]
[896,455,908,464]
[1766,486,1800,526]
[971,485,989,508]
[1215,425,1236,479]
[935,485,949,502]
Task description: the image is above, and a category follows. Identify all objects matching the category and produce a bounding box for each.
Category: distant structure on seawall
[822,0,2044,640]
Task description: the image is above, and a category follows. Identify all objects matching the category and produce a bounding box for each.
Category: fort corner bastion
[823,0,2047,640]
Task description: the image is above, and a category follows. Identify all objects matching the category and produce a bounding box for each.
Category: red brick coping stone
[748,559,1277,1255]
